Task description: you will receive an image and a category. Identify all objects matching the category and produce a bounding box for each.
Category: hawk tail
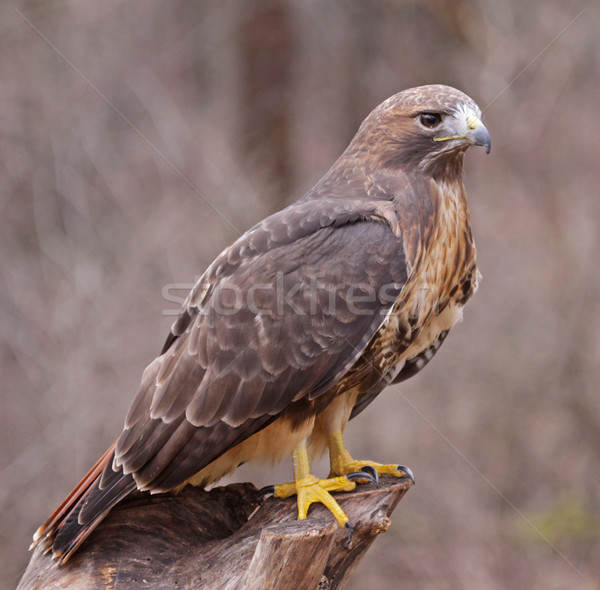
[31,440,136,563]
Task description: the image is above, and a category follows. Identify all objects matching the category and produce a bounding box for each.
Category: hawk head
[352,85,491,177]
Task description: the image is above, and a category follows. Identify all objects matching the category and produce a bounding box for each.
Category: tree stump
[19,475,412,590]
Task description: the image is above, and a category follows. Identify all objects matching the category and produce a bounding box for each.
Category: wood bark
[19,475,412,590]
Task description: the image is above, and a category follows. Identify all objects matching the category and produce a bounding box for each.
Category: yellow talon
[328,431,414,482]
[335,460,405,478]
[272,445,356,528]
[272,480,301,499]
[267,435,412,532]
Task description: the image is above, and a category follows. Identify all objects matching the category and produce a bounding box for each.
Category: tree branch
[19,476,412,590]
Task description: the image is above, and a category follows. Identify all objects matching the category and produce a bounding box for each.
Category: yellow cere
[466,114,481,130]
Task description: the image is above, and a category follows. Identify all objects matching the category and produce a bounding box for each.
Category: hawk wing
[108,198,409,494]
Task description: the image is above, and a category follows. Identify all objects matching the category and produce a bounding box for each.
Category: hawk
[33,84,490,562]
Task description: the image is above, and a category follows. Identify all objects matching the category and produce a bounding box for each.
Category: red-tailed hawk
[33,84,490,562]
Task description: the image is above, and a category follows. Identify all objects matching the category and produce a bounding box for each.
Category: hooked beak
[433,114,492,154]
[467,119,491,154]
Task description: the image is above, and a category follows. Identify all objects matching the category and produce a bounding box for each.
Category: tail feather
[31,440,137,563]
[32,441,118,546]
[52,474,136,563]
[79,459,135,523]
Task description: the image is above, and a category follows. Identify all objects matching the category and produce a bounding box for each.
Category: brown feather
[32,440,118,548]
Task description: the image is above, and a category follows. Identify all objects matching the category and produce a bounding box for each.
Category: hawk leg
[328,431,415,483]
[271,443,376,530]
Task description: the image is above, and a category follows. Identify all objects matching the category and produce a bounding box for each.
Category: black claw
[362,465,380,487]
[258,485,275,496]
[343,521,354,549]
[347,468,379,488]
[397,465,415,484]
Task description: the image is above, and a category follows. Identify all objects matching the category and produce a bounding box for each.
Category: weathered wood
[19,475,412,590]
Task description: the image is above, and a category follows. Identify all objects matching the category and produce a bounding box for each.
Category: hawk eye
[419,113,442,128]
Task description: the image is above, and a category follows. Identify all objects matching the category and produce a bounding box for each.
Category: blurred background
[1,1,599,588]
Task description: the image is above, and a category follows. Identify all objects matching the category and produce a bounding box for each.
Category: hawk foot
[333,459,415,484]
[328,431,415,484]
[273,474,355,526]
[270,472,373,532]
[263,444,377,531]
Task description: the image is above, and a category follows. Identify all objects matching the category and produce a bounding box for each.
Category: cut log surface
[19,475,412,590]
